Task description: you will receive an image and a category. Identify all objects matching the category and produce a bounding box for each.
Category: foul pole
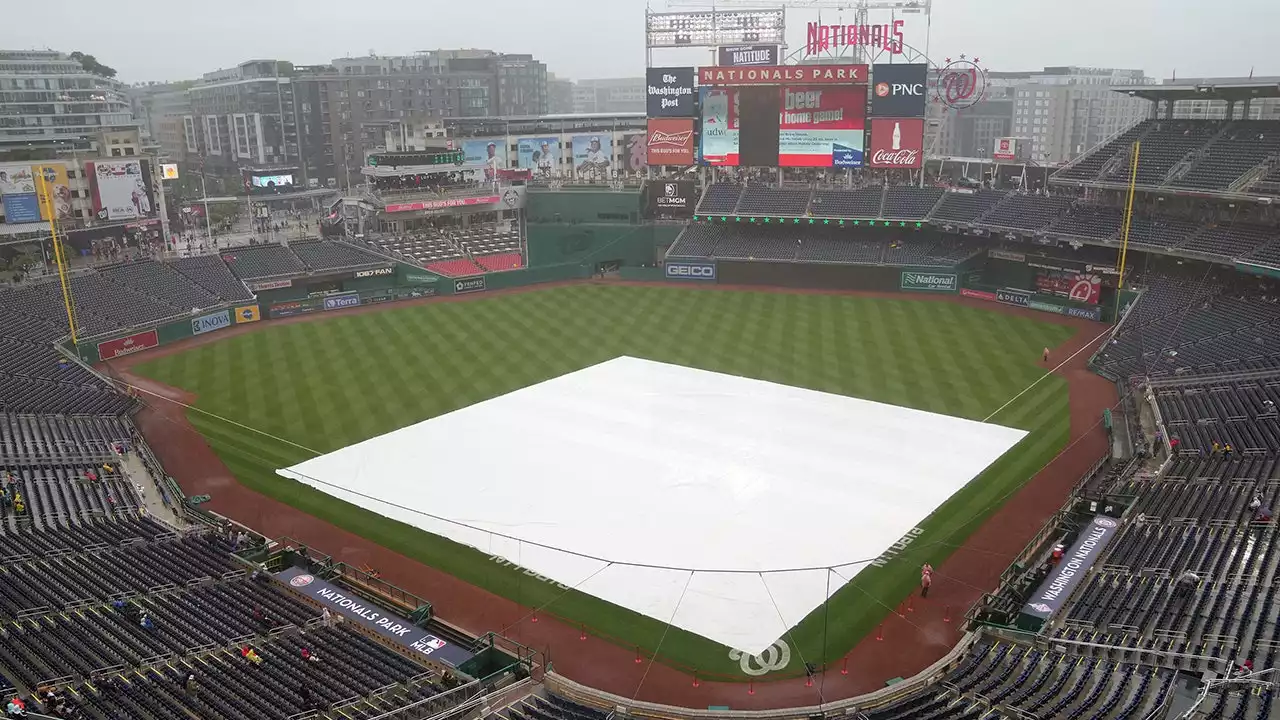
[1117,141,1140,290]
[37,170,78,344]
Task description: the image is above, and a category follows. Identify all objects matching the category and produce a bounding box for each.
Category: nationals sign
[698,65,867,86]
[646,118,696,165]
[867,118,923,169]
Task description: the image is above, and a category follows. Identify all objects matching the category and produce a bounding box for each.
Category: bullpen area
[121,282,1076,682]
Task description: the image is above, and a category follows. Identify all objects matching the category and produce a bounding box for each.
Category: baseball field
[131,283,1073,677]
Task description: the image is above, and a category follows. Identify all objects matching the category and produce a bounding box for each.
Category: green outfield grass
[132,284,1073,678]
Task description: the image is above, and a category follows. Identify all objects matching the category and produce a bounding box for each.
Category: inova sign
[900,271,957,292]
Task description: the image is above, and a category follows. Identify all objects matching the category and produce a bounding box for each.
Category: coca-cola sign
[867,117,923,169]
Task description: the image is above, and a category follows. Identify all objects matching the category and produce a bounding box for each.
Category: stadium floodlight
[645,8,785,48]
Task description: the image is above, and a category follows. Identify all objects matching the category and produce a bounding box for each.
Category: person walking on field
[920,568,932,598]
[1043,347,1051,363]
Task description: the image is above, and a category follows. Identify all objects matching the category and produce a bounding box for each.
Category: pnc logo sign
[875,81,923,98]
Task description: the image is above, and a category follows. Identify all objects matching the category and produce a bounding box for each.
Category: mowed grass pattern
[134,284,1074,677]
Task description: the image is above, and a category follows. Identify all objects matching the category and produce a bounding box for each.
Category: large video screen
[699,88,740,166]
[778,86,866,167]
[251,174,294,188]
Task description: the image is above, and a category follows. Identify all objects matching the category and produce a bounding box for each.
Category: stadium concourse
[9,107,1280,720]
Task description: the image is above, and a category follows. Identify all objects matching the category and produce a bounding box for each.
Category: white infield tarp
[278,357,1025,655]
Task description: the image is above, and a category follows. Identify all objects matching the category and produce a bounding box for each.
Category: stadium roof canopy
[1113,76,1280,103]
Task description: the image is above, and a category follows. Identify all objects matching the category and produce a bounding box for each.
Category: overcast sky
[2,0,1276,84]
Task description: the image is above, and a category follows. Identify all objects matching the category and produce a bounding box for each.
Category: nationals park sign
[277,566,474,668]
[698,65,867,86]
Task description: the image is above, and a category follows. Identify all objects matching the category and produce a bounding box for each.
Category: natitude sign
[867,118,923,169]
[646,119,696,166]
[717,44,780,67]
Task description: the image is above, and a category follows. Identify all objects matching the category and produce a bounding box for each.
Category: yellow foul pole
[1116,141,1140,291]
[37,169,78,343]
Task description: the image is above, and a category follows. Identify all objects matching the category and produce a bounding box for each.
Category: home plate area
[278,357,1025,657]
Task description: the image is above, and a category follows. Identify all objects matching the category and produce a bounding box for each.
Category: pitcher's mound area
[277,356,1025,655]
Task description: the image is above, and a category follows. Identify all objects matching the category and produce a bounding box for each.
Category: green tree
[69,52,117,78]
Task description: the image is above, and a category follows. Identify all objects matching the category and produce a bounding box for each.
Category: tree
[69,52,117,79]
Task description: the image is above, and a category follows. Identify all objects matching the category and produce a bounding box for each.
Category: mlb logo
[424,637,446,650]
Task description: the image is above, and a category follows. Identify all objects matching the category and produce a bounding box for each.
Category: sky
[2,0,1277,84]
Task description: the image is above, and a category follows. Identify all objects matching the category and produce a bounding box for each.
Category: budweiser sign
[867,117,923,169]
[646,118,696,165]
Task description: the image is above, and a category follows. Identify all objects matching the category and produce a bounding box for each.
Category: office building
[548,74,575,114]
[0,50,138,153]
[572,78,646,114]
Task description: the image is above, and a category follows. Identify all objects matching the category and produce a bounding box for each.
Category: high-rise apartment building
[0,50,138,153]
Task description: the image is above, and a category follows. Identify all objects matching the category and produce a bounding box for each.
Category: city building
[571,78,646,114]
[0,50,138,154]
[1152,76,1280,120]
[548,74,575,114]
[929,66,1152,166]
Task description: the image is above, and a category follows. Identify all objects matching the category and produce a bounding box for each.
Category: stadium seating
[695,183,743,215]
[929,190,1007,224]
[428,258,487,276]
[668,224,981,267]
[288,239,386,273]
[97,260,223,312]
[1169,121,1280,191]
[169,255,255,303]
[221,243,308,280]
[980,193,1074,231]
[1046,205,1123,241]
[1103,121,1221,187]
[1053,121,1153,183]
[882,187,945,219]
[736,187,811,216]
[809,188,884,218]
[477,252,524,272]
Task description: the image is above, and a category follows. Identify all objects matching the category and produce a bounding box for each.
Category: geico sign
[666,263,715,278]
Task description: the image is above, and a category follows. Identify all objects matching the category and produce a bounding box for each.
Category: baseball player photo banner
[516,137,562,178]
[572,135,613,180]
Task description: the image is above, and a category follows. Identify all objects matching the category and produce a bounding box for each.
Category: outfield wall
[527,223,673,268]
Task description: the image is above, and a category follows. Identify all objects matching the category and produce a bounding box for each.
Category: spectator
[1051,544,1065,564]
[1175,570,1199,598]
[140,613,154,630]
[241,646,263,665]
[300,646,319,663]
[1252,494,1264,512]
[1212,441,1221,454]
[184,672,198,698]
[299,682,313,708]
[322,607,333,627]
[6,695,25,717]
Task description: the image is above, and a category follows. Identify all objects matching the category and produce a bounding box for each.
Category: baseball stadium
[3,19,1280,720]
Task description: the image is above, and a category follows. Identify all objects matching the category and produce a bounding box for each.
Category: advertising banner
[698,65,868,86]
[403,272,439,286]
[234,305,261,324]
[960,288,997,301]
[988,249,1027,263]
[717,45,780,67]
[572,135,613,180]
[1065,305,1103,321]
[160,163,180,180]
[996,288,1032,307]
[623,132,647,172]
[354,267,394,279]
[98,330,160,360]
[270,299,322,318]
[900,271,957,292]
[664,261,717,280]
[91,160,151,221]
[323,292,361,311]
[515,137,562,178]
[646,119,696,166]
[699,88,739,166]
[779,86,866,167]
[0,164,39,224]
[650,181,696,217]
[454,276,487,294]
[34,163,73,221]
[384,195,501,213]
[191,310,232,336]
[994,137,1017,161]
[1021,516,1120,620]
[247,279,293,292]
[276,567,474,668]
[461,140,507,180]
[867,118,923,169]
[870,64,928,117]
[646,67,696,117]
[1035,270,1101,304]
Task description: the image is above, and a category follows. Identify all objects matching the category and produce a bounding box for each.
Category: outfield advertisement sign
[191,310,232,336]
[270,299,322,318]
[276,567,474,669]
[248,279,292,292]
[323,292,362,311]
[97,330,160,359]
[664,261,717,280]
[354,266,394,279]
[454,276,487,294]
[900,271,956,292]
[996,288,1031,307]
[1065,305,1103,321]
[403,272,438,286]
[1022,516,1120,620]
[960,288,997,301]
[235,305,261,323]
